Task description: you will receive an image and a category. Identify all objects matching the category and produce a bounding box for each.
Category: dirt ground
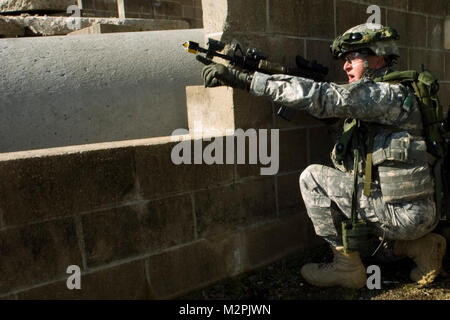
[180,242,450,300]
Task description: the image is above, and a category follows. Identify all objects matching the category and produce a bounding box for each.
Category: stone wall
[0,121,323,299]
[0,1,202,37]
[0,0,75,12]
[80,0,203,28]
[1,0,449,300]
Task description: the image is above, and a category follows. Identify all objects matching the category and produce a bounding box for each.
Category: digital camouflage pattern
[250,68,440,260]
[330,23,400,59]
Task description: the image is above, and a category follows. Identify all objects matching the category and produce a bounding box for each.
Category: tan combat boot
[300,246,367,289]
[394,233,447,285]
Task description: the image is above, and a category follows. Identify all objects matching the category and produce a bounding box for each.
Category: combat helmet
[331,23,400,65]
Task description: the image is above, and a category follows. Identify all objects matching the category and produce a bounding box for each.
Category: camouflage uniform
[249,67,439,260]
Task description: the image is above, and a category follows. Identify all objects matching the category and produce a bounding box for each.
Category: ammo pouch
[372,130,435,203]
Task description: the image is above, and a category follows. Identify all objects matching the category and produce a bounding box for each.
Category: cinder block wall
[81,0,203,28]
[0,131,320,299]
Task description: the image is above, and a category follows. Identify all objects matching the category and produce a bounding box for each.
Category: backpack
[374,69,450,221]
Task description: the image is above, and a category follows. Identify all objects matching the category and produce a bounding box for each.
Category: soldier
[202,23,447,289]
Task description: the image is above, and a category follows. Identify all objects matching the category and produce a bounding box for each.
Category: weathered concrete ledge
[0,15,189,37]
[0,0,75,12]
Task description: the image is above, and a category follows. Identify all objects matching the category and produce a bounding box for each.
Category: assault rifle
[183,38,329,121]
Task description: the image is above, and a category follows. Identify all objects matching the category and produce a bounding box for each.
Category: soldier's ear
[367,55,386,69]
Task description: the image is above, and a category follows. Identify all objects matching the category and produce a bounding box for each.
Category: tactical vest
[331,74,436,204]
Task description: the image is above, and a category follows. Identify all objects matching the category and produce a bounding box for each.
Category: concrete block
[445,16,450,50]
[201,0,227,35]
[182,4,196,19]
[277,173,305,216]
[0,218,82,295]
[0,16,189,37]
[186,86,236,135]
[154,0,182,18]
[191,18,203,29]
[124,0,154,17]
[82,205,146,267]
[82,195,195,267]
[396,47,409,72]
[408,0,447,17]
[68,23,159,35]
[0,16,24,38]
[409,49,445,80]
[186,86,273,134]
[387,10,426,48]
[233,89,274,130]
[147,237,240,298]
[135,141,235,199]
[81,0,94,10]
[0,148,136,227]
[241,214,320,270]
[202,0,266,35]
[268,0,334,39]
[336,1,386,37]
[94,0,117,11]
[17,260,151,299]
[142,195,195,252]
[226,0,267,33]
[194,178,276,238]
[428,17,444,50]
[0,0,75,12]
[279,129,308,173]
[360,0,407,10]
[234,129,278,179]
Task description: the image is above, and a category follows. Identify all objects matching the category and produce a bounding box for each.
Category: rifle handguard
[258,60,287,74]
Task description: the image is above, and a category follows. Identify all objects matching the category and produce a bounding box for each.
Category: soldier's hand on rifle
[201,63,251,90]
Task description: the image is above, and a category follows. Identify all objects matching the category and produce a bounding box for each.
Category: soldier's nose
[343,60,352,72]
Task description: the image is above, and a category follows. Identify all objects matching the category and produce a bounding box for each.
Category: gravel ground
[180,244,450,300]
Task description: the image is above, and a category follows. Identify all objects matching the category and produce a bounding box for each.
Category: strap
[364,129,375,197]
[351,120,360,223]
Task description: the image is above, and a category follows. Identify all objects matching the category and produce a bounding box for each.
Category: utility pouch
[342,219,372,256]
[372,131,435,203]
